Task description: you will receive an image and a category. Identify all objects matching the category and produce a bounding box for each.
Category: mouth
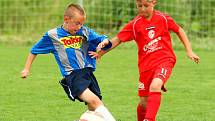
[140,12,149,17]
[69,31,77,35]
[74,29,79,32]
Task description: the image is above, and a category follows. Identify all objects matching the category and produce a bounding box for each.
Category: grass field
[0,45,215,121]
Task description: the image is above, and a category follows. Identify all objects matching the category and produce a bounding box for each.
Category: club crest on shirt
[60,36,83,49]
[148,30,155,39]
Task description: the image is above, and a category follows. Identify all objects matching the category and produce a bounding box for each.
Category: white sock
[95,105,116,121]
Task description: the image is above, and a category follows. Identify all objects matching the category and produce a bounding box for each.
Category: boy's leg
[144,78,163,121]
[79,88,103,110]
[79,88,116,121]
[137,97,148,121]
[144,66,173,121]
[138,70,152,121]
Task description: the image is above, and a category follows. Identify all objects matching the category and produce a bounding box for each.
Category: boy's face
[65,12,85,35]
[136,0,156,18]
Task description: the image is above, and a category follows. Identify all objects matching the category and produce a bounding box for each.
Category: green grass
[0,45,215,121]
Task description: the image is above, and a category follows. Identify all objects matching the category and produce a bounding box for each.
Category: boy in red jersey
[90,0,200,121]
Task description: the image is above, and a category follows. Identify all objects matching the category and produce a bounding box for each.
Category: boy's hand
[88,51,99,58]
[21,69,29,78]
[187,51,200,64]
[88,51,101,63]
[96,39,110,51]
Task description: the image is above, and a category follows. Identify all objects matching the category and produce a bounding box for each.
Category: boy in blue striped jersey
[21,3,115,121]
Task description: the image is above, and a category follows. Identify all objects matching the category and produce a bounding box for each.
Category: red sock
[144,92,161,121]
[137,104,146,121]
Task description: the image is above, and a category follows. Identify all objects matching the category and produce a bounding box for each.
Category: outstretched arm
[176,27,200,63]
[21,53,37,78]
[89,36,121,60]
[98,36,121,56]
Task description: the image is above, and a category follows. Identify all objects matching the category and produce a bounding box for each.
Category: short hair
[136,0,155,2]
[64,3,86,18]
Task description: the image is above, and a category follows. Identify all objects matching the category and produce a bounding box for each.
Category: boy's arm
[89,36,121,59]
[176,27,200,63]
[21,53,37,78]
[96,39,112,51]
[99,36,121,55]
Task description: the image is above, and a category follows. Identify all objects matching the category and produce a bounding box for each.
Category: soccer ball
[79,111,105,121]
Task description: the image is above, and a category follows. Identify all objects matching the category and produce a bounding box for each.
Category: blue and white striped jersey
[31,26,110,76]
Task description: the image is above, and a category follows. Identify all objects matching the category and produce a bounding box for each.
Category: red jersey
[118,11,180,73]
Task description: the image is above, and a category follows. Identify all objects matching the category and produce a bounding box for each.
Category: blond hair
[136,0,156,2]
[64,3,86,18]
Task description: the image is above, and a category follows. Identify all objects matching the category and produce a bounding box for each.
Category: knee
[150,83,162,92]
[150,78,163,92]
[87,98,103,110]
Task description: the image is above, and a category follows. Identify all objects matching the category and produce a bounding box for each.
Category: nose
[75,23,82,30]
[141,6,146,11]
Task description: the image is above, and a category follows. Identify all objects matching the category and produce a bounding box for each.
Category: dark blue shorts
[59,67,102,102]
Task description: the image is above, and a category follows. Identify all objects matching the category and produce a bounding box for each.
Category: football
[79,111,105,121]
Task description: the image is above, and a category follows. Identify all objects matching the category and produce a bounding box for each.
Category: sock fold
[95,105,116,121]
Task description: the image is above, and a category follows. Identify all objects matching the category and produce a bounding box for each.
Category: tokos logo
[60,36,83,49]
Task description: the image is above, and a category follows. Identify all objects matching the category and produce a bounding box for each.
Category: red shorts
[138,65,173,96]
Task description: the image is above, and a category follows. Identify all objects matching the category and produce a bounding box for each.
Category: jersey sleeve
[87,27,112,50]
[87,28,107,42]
[31,32,54,54]
[166,14,180,33]
[117,21,134,42]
